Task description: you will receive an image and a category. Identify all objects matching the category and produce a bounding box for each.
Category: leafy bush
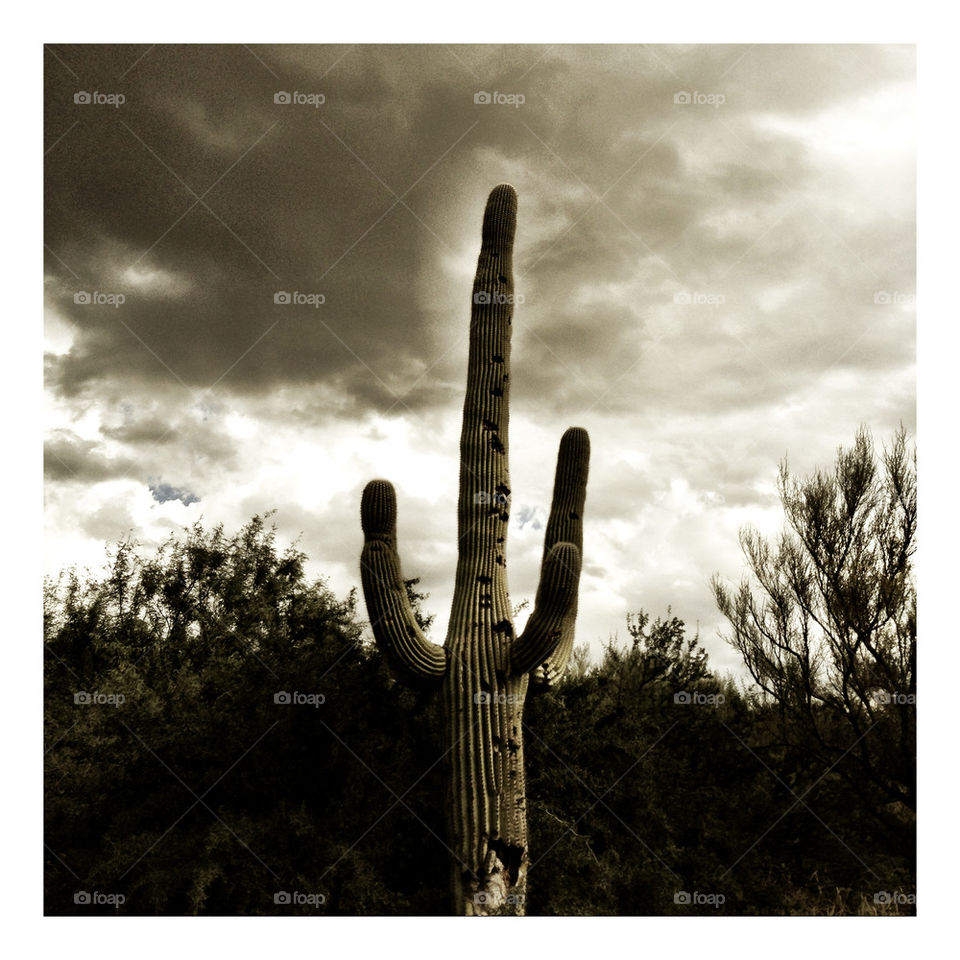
[45,514,914,915]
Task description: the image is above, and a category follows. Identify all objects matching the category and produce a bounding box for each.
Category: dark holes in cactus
[357,185,589,916]
[489,839,525,889]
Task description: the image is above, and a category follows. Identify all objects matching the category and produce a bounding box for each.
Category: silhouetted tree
[44,514,915,916]
[712,427,916,851]
[623,609,710,694]
[44,516,449,916]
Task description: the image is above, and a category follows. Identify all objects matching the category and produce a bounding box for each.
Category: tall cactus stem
[358,184,590,915]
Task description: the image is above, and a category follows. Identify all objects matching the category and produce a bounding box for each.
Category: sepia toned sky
[44,43,915,673]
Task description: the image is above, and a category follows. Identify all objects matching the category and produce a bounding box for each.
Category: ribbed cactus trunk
[360,185,589,916]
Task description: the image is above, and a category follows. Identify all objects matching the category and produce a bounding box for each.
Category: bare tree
[712,427,916,837]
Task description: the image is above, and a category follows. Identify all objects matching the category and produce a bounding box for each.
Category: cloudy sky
[43,43,915,674]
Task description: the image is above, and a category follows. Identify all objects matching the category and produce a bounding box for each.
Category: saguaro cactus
[360,184,589,916]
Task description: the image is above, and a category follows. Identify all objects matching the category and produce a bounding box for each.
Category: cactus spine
[360,184,590,915]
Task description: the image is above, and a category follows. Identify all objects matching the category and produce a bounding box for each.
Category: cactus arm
[511,541,582,676]
[356,184,591,913]
[530,426,590,687]
[360,479,447,686]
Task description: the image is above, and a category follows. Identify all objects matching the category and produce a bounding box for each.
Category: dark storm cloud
[44,44,915,661]
[45,44,913,422]
[44,430,136,482]
[97,403,240,468]
[44,394,241,501]
[44,43,494,408]
[44,429,201,510]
